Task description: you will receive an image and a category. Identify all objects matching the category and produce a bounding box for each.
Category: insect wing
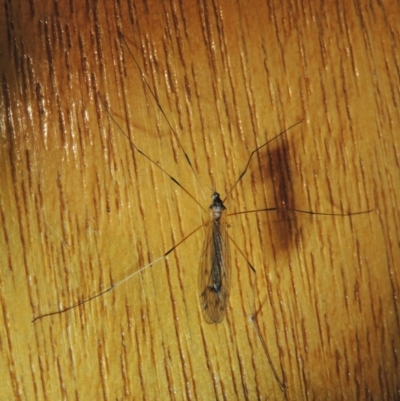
[199,218,230,324]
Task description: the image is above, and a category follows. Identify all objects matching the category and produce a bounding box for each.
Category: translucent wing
[199,218,230,324]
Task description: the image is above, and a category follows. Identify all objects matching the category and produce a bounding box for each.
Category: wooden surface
[0,0,398,400]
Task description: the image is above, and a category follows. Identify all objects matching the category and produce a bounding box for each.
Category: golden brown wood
[0,0,398,399]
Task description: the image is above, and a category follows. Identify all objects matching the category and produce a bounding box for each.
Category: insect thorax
[210,192,226,221]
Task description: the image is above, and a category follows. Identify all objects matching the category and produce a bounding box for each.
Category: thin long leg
[32,222,205,322]
[97,92,206,213]
[251,310,286,393]
[229,206,373,217]
[223,120,302,202]
[118,31,205,199]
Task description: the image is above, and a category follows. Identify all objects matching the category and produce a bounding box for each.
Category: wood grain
[1,0,398,400]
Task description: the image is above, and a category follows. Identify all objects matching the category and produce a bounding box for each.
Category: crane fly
[200,191,229,324]
[32,30,372,392]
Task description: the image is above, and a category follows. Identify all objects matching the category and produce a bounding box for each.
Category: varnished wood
[0,0,398,399]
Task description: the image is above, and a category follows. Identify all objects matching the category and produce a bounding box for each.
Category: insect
[32,31,371,391]
[200,191,229,323]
